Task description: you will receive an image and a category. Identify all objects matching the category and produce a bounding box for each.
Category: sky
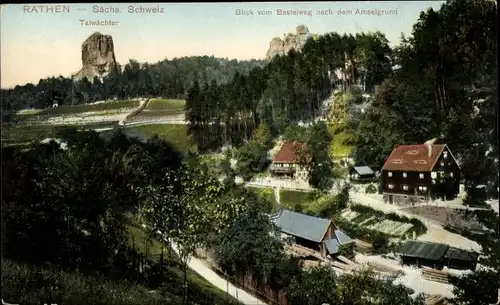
[0,2,445,89]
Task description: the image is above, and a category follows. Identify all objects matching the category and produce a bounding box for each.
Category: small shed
[349,166,375,182]
[396,240,449,269]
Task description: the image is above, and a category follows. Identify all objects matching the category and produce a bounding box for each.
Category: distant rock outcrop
[266,25,314,60]
[72,32,117,83]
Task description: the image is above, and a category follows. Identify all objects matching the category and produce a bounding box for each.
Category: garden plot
[340,209,414,237]
[369,220,413,236]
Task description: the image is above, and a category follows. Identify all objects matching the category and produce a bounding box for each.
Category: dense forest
[185,31,393,151]
[0,56,265,110]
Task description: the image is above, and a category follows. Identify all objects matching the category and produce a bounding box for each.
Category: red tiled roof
[382,144,446,172]
[273,141,308,163]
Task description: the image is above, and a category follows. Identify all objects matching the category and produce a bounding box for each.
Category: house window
[419,173,424,179]
[388,184,395,189]
[443,151,448,159]
[440,161,445,166]
[402,185,409,190]
[432,179,436,184]
[450,172,454,178]
[431,172,437,179]
[422,186,427,191]
[403,172,407,178]
[388,172,393,177]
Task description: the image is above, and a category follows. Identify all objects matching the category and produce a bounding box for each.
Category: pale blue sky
[1,2,445,88]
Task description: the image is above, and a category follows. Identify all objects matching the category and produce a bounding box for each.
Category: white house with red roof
[269,141,310,182]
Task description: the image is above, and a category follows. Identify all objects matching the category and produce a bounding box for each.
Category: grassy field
[2,220,239,305]
[138,99,186,117]
[279,189,318,210]
[1,259,168,305]
[1,122,118,143]
[131,124,196,153]
[35,100,140,116]
[329,130,353,158]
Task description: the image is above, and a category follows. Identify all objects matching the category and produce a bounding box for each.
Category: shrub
[334,218,391,254]
[365,184,377,194]
[294,203,304,213]
[338,244,355,259]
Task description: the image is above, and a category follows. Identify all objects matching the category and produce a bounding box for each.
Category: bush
[294,203,304,213]
[316,193,347,219]
[338,244,355,259]
[365,184,377,194]
[333,218,391,254]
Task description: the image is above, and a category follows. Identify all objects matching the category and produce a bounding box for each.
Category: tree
[450,209,500,305]
[306,121,336,191]
[288,266,340,305]
[339,268,426,305]
[212,197,298,291]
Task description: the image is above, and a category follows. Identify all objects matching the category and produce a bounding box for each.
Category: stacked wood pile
[302,260,321,269]
[422,268,450,284]
[285,244,326,261]
[331,260,355,272]
[425,294,449,305]
[354,238,374,253]
[366,261,403,276]
[337,255,357,266]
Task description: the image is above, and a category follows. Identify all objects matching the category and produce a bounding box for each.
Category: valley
[1,2,498,305]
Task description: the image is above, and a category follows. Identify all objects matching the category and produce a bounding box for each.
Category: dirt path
[169,242,268,305]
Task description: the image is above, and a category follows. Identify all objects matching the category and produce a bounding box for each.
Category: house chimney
[426,143,432,157]
[424,138,437,157]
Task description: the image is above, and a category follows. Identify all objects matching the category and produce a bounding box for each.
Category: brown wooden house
[269,141,310,181]
[381,141,461,205]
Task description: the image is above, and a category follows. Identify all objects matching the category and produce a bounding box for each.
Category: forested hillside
[186,0,498,196]
[351,0,497,197]
[1,56,265,110]
[185,31,393,151]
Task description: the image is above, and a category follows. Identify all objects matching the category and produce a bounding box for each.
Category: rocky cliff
[72,32,117,83]
[266,25,314,60]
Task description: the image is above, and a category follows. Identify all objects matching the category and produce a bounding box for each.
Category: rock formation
[266,25,314,60]
[72,32,117,83]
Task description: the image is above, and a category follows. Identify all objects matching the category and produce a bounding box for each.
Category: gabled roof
[274,209,332,243]
[352,166,374,176]
[382,144,447,172]
[272,141,309,163]
[324,229,354,255]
